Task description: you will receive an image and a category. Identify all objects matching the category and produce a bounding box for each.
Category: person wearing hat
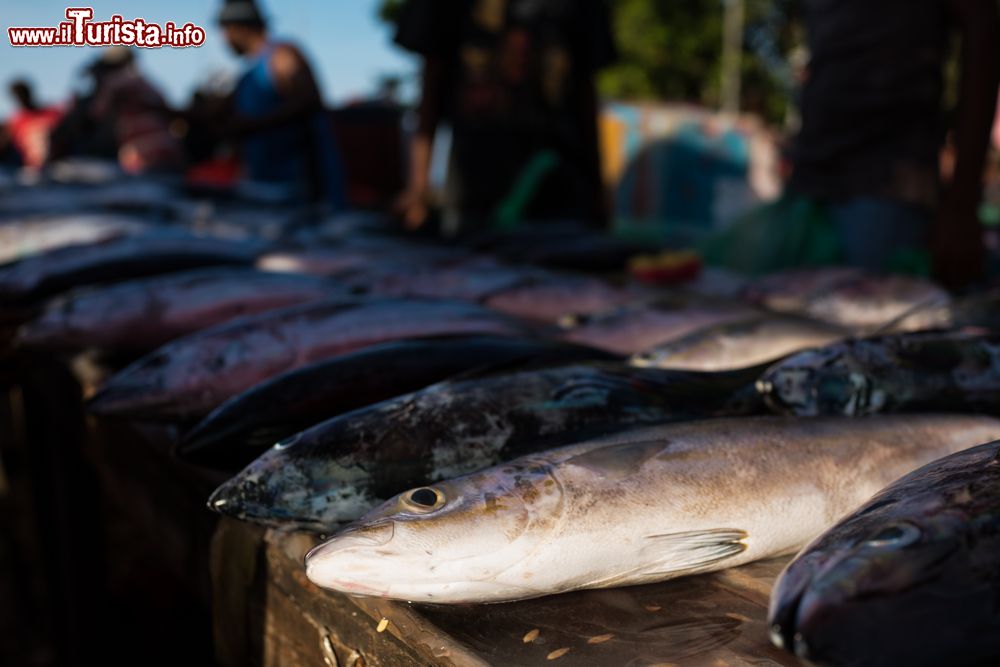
[217,0,346,209]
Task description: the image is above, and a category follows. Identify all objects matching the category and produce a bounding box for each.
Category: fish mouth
[304,521,396,593]
[768,551,853,660]
[770,551,908,663]
[309,520,396,554]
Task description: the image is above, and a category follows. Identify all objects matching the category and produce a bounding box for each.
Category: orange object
[628,250,703,285]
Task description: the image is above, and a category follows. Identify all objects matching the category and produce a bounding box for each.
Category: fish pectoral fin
[640,528,748,575]
[577,529,749,591]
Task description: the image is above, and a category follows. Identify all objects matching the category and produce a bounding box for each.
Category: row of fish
[7,208,1000,666]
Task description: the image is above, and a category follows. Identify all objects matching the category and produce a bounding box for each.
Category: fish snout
[768,552,822,653]
[304,521,396,592]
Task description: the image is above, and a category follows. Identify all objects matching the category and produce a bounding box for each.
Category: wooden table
[234,529,802,667]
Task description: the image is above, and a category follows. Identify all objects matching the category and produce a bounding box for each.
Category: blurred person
[3,79,63,169]
[217,0,346,209]
[790,0,1000,288]
[394,0,616,235]
[47,64,118,163]
[88,47,185,174]
[0,123,21,168]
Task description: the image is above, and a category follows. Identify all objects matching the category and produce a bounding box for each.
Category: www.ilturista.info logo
[8,8,206,48]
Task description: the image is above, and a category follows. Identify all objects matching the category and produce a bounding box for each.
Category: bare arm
[396,56,448,229]
[232,44,322,135]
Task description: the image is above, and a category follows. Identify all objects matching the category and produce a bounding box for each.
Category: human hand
[393,185,429,231]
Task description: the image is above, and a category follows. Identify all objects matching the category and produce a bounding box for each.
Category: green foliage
[599,0,797,124]
[598,0,723,103]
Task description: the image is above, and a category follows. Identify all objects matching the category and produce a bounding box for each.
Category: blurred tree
[378,0,405,25]
[599,0,799,124]
[375,0,799,125]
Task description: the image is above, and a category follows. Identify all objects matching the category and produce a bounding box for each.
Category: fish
[768,439,1000,666]
[87,298,531,421]
[483,274,644,324]
[758,331,1000,417]
[743,267,866,313]
[0,231,263,306]
[179,335,620,467]
[630,316,849,371]
[303,415,1000,604]
[558,299,758,355]
[207,362,766,530]
[257,239,470,278]
[15,269,335,351]
[369,262,643,323]
[367,261,529,302]
[745,269,950,331]
[0,213,149,265]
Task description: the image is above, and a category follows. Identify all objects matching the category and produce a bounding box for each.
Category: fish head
[16,291,109,348]
[758,347,876,417]
[207,432,379,530]
[629,346,673,369]
[305,461,564,603]
[768,445,1000,666]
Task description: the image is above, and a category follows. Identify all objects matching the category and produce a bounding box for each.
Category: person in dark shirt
[790,0,1000,288]
[394,0,616,235]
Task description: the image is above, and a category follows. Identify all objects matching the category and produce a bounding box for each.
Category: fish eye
[401,487,446,513]
[864,522,921,549]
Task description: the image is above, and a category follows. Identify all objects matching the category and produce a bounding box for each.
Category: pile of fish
[5,178,1000,667]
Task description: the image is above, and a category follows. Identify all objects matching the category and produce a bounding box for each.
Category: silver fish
[0,231,262,305]
[305,415,1000,604]
[16,268,334,351]
[88,298,529,420]
[745,269,950,331]
[631,316,848,371]
[558,300,758,355]
[0,213,148,264]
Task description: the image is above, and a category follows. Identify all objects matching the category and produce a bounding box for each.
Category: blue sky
[0,1,416,117]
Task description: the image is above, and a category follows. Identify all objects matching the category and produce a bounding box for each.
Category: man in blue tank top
[217,0,346,210]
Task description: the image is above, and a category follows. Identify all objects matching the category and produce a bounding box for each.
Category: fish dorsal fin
[581,529,748,589]
[564,440,668,480]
